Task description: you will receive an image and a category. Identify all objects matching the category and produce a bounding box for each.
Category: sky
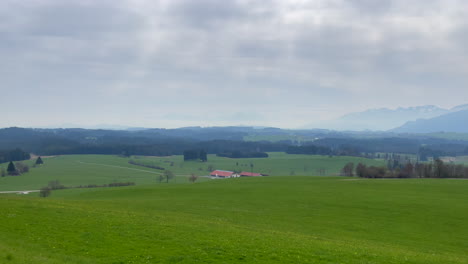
[1,0,468,129]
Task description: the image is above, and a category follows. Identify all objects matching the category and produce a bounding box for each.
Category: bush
[15,162,29,174]
[48,180,66,190]
[39,187,51,197]
[129,160,165,170]
[189,174,198,183]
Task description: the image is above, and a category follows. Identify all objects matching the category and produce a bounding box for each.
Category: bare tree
[163,170,174,183]
[15,162,29,174]
[189,173,198,183]
[341,162,354,176]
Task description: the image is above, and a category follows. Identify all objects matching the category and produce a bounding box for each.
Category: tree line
[341,159,468,178]
[128,160,166,170]
[2,127,468,159]
[0,149,30,163]
[216,151,269,158]
[183,149,208,161]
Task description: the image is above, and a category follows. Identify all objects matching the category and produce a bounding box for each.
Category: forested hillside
[1,127,468,159]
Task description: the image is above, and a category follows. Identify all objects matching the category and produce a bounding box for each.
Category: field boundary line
[76,161,163,175]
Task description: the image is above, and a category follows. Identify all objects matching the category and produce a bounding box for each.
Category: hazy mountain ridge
[392,109,468,133]
[306,104,466,131]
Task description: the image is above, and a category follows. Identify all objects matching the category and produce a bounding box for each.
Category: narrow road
[0,190,39,194]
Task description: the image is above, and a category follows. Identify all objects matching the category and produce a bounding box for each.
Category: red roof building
[210,170,235,178]
[240,171,262,177]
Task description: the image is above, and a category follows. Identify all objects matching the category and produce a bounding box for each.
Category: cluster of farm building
[209,170,265,178]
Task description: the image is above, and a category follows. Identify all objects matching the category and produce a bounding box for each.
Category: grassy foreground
[1,176,468,264]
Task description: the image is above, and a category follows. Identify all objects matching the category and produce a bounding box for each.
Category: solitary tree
[163,170,174,183]
[36,157,44,165]
[7,161,17,176]
[157,174,165,183]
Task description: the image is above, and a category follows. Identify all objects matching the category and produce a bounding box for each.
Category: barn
[210,170,235,178]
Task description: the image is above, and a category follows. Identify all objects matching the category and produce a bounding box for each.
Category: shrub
[39,187,51,198]
[48,180,66,190]
[15,162,29,174]
[189,174,198,183]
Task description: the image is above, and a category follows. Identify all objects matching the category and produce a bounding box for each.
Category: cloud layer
[1,0,467,128]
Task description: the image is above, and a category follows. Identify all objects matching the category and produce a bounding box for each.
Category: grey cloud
[1,0,467,128]
[167,0,247,29]
[346,0,394,14]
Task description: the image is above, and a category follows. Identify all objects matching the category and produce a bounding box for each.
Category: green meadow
[1,177,468,263]
[0,153,384,191]
[1,154,467,263]
[131,152,384,177]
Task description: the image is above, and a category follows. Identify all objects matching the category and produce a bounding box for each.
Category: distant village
[209,170,266,178]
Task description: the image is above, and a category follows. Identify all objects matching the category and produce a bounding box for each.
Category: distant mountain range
[392,109,468,133]
[305,104,468,131]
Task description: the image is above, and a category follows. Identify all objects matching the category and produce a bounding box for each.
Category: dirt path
[76,161,164,175]
[0,190,39,194]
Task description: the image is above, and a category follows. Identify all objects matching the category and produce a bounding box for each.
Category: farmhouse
[210,170,235,178]
[240,171,263,177]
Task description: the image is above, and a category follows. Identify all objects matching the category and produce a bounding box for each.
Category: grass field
[131,152,384,177]
[1,154,466,263]
[0,153,384,191]
[1,176,468,263]
[0,155,170,192]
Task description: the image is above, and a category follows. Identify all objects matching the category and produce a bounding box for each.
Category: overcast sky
[1,0,468,128]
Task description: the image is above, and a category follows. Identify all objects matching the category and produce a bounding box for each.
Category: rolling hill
[392,109,468,133]
[305,104,468,131]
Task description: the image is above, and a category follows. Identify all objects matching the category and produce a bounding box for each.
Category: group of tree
[39,180,135,197]
[183,150,207,162]
[312,138,468,158]
[3,161,28,176]
[128,160,165,170]
[3,127,468,160]
[216,151,268,158]
[40,180,65,198]
[0,148,30,163]
[2,157,43,177]
[341,162,354,176]
[286,145,332,155]
[342,159,468,178]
